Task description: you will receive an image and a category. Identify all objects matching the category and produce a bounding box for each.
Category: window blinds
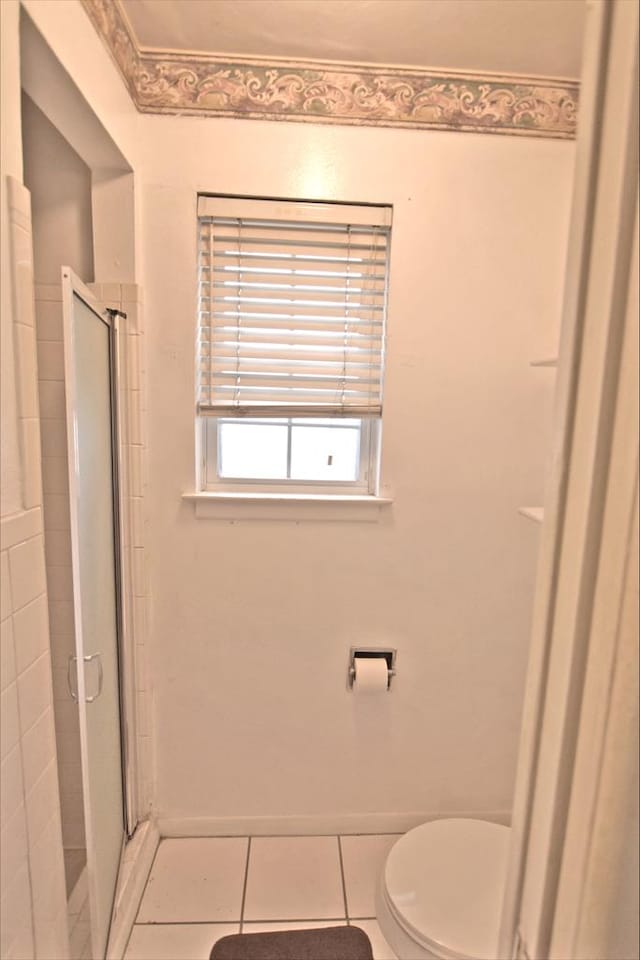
[197,196,391,418]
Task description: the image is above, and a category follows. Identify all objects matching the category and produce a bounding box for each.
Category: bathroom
[0,1,638,959]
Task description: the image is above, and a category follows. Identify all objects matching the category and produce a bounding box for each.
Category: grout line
[336,836,350,923]
[134,917,349,926]
[129,838,161,929]
[239,836,251,933]
[155,831,404,840]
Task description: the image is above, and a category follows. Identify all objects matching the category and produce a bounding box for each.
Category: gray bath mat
[210,925,373,960]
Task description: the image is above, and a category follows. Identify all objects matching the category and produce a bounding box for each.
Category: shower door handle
[67,653,103,703]
[67,655,79,702]
[84,653,104,703]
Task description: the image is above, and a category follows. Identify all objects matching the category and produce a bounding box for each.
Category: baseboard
[107,819,160,960]
[157,810,511,838]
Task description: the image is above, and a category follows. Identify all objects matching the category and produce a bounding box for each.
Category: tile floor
[68,865,91,960]
[125,835,399,959]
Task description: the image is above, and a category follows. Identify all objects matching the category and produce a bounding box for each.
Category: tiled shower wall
[1,177,69,959]
[35,282,85,854]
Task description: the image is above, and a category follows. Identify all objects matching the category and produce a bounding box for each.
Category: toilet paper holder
[348,647,396,690]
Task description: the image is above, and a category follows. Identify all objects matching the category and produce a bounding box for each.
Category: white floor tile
[340,835,399,918]
[243,836,345,921]
[137,838,248,923]
[353,919,398,960]
[125,923,239,960]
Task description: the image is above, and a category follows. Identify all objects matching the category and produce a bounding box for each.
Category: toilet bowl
[376,819,510,960]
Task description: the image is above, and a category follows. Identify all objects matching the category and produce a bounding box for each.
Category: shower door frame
[62,268,134,948]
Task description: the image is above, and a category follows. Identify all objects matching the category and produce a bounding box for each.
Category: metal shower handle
[66,653,103,703]
[83,653,103,703]
[67,655,78,702]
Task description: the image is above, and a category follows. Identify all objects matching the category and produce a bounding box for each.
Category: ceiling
[120,0,585,79]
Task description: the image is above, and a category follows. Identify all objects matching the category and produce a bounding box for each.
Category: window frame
[200,415,380,496]
[195,193,390,499]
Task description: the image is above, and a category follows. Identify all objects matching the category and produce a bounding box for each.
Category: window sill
[182,491,393,522]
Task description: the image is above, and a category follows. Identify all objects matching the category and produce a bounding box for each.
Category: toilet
[376,819,511,960]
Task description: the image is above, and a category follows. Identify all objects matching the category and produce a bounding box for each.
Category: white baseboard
[107,819,160,960]
[157,810,511,838]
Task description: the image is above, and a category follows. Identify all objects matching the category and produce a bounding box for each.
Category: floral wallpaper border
[82,0,579,139]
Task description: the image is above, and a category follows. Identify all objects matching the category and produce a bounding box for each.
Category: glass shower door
[62,270,125,959]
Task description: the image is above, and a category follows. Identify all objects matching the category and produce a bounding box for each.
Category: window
[196,195,391,495]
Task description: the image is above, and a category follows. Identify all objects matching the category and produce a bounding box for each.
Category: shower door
[62,269,125,959]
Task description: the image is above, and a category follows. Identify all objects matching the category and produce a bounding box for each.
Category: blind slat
[197,200,390,417]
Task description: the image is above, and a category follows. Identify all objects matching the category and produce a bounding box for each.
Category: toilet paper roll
[353,657,389,693]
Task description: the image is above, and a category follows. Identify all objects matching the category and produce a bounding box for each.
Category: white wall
[1,3,139,956]
[140,115,574,829]
[22,94,94,284]
[1,0,23,518]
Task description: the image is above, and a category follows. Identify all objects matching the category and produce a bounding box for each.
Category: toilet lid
[384,819,510,960]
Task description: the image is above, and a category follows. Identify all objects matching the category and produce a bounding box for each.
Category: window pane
[290,418,361,428]
[218,422,288,479]
[290,424,360,481]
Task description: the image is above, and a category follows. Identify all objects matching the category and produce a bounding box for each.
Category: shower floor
[125,834,400,959]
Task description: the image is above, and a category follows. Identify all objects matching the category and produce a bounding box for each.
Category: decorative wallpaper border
[82,0,579,139]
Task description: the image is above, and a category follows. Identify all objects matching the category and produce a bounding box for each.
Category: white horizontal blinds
[197,196,391,418]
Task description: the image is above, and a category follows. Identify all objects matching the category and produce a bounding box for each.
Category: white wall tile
[0,746,24,826]
[1,616,16,691]
[21,418,43,511]
[13,595,48,675]
[132,597,147,643]
[30,820,68,959]
[42,494,70,532]
[35,341,64,382]
[132,547,147,598]
[53,706,81,767]
[1,552,11,621]
[49,632,75,671]
[128,445,144,498]
[134,643,147,693]
[35,299,63,341]
[17,653,52,735]
[38,382,66,420]
[48,600,75,638]
[135,690,149,736]
[45,565,73,602]
[121,285,142,304]
[21,708,56,795]
[0,804,27,877]
[130,497,144,547]
[102,283,121,302]
[58,763,83,800]
[40,420,67,459]
[34,284,62,303]
[0,866,34,959]
[41,457,69,495]
[1,683,20,759]
[1,511,42,554]
[126,334,140,389]
[14,324,39,420]
[43,531,72,569]
[61,816,86,851]
[127,390,142,445]
[26,762,59,846]
[8,537,46,612]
